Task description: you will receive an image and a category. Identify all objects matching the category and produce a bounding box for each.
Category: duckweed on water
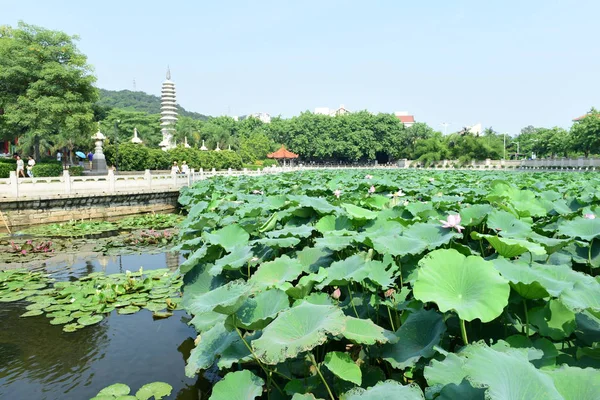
[0,267,183,332]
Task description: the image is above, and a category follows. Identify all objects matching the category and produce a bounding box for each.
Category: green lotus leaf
[529,233,572,255]
[340,381,425,400]
[504,335,558,368]
[406,202,435,219]
[404,223,460,249]
[365,259,398,289]
[249,255,304,290]
[20,309,44,317]
[267,225,315,238]
[323,351,362,385]
[341,316,392,345]
[474,233,546,258]
[437,379,485,400]
[492,257,550,299]
[179,245,208,274]
[117,305,140,315]
[575,310,600,345]
[510,190,547,217]
[208,370,264,400]
[460,204,493,226]
[97,383,130,397]
[560,280,600,312]
[189,311,227,332]
[370,234,427,257]
[485,210,532,237]
[203,224,250,251]
[63,323,83,332]
[135,382,173,400]
[296,246,334,273]
[314,234,358,251]
[183,279,252,315]
[253,236,301,248]
[544,365,600,400]
[49,315,74,325]
[342,203,378,220]
[217,331,259,369]
[288,194,339,214]
[413,249,510,322]
[381,309,446,369]
[185,322,238,377]
[315,215,353,233]
[209,245,254,276]
[530,299,576,340]
[424,352,467,389]
[315,254,369,289]
[232,289,290,330]
[78,314,103,326]
[252,301,346,364]
[558,217,600,241]
[144,302,166,312]
[291,394,323,400]
[463,344,563,400]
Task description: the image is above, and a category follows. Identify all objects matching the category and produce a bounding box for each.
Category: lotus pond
[176,169,599,399]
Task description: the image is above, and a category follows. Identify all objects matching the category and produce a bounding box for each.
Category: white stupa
[131,127,143,144]
[200,140,208,151]
[158,67,177,150]
[184,136,191,148]
[215,143,221,152]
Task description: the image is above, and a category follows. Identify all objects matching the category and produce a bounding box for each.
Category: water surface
[0,252,205,400]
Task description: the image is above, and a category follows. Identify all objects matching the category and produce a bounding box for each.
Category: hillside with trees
[97,89,209,121]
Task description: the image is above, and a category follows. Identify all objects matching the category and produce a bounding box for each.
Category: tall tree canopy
[0,22,98,160]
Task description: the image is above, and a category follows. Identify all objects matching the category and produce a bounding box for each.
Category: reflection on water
[0,252,205,400]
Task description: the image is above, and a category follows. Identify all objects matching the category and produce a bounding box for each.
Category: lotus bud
[385,288,396,298]
[332,287,341,300]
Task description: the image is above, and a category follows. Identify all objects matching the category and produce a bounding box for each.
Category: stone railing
[520,157,600,170]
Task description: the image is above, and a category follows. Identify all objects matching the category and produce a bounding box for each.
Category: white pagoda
[131,127,143,144]
[158,67,177,150]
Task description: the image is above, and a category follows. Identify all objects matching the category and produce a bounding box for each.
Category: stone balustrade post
[199,168,204,180]
[107,169,115,193]
[144,169,152,189]
[63,169,71,194]
[211,168,216,175]
[190,168,195,185]
[9,171,19,198]
[243,168,247,175]
[228,168,232,175]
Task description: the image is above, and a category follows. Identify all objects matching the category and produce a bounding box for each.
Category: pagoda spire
[166,66,171,80]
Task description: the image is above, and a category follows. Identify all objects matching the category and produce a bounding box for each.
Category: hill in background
[97,88,209,120]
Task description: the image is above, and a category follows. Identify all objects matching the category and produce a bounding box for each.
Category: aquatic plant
[176,170,600,399]
[91,381,172,400]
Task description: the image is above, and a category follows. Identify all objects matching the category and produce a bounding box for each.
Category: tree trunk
[33,135,40,162]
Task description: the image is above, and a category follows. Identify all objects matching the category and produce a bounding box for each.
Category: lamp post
[441,122,450,135]
[503,133,506,160]
[114,120,120,171]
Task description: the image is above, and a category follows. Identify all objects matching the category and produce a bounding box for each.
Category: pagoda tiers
[158,67,177,150]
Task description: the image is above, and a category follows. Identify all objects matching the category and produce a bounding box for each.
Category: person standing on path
[181,161,189,174]
[87,151,93,169]
[26,156,35,177]
[15,155,25,177]
[171,161,180,174]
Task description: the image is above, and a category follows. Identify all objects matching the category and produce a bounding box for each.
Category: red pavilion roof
[267,146,299,159]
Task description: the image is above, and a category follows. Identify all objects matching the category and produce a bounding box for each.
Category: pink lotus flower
[365,174,373,179]
[21,249,27,255]
[440,214,464,233]
[368,186,376,194]
[584,213,596,220]
[384,288,396,298]
[252,190,264,195]
[333,189,342,198]
[332,287,341,300]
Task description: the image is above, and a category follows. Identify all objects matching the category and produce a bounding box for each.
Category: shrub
[33,163,63,177]
[147,148,170,170]
[0,162,13,178]
[0,158,16,164]
[69,166,84,176]
[104,143,149,171]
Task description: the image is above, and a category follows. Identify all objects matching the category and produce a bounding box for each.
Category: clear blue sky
[3,0,599,135]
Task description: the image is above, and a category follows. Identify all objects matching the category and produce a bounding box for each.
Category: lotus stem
[523,300,529,336]
[387,306,396,331]
[460,319,468,345]
[309,353,335,400]
[589,238,593,267]
[235,326,284,395]
[346,285,359,318]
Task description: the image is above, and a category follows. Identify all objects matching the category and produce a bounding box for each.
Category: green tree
[570,108,600,157]
[0,22,98,161]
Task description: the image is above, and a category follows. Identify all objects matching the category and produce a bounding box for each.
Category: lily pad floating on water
[62,323,84,333]
[118,306,140,315]
[20,309,44,317]
[97,383,131,397]
[135,381,173,400]
[49,315,74,325]
[78,314,104,326]
[152,311,173,319]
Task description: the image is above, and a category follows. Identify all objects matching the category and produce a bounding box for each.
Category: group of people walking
[171,161,189,174]
[15,155,35,178]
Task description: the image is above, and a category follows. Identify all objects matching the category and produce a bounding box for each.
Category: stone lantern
[91,124,108,174]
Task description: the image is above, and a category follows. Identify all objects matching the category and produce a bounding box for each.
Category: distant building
[314,104,351,116]
[249,112,272,123]
[394,111,415,127]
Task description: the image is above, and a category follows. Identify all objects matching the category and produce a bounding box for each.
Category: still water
[0,252,206,400]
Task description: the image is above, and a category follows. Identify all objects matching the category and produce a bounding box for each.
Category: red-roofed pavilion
[267,146,298,166]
